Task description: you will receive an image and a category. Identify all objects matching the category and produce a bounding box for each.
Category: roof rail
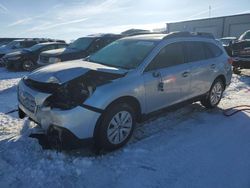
[164,31,215,40]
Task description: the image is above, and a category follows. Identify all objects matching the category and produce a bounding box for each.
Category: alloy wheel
[107,111,133,145]
[210,82,223,106]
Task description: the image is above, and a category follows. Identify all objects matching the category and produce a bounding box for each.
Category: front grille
[23,78,59,93]
[232,50,240,56]
[18,88,36,113]
[39,55,50,64]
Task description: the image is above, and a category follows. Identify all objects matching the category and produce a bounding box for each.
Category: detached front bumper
[18,80,102,140]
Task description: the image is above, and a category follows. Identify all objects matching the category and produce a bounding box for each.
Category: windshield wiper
[88,59,130,70]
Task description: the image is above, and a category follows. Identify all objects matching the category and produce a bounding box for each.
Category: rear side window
[185,41,207,63]
[204,43,223,58]
[89,38,115,53]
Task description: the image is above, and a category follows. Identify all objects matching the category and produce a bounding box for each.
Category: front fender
[83,75,146,113]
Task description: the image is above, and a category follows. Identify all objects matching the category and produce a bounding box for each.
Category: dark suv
[230,30,250,73]
[37,34,122,66]
[0,38,65,67]
[4,42,67,71]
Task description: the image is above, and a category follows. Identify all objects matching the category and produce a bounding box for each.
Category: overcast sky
[0,0,250,41]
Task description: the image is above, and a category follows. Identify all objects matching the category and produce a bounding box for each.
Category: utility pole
[209,5,211,18]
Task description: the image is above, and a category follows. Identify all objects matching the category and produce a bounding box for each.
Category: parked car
[3,42,67,71]
[0,38,22,48]
[37,34,123,66]
[18,32,232,151]
[0,38,64,67]
[219,37,237,56]
[231,30,250,73]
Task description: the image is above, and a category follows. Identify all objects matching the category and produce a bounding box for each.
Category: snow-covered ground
[0,67,249,188]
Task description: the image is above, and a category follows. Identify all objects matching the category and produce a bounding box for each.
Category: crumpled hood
[28,59,127,84]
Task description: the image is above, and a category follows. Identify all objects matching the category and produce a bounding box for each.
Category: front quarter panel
[83,73,146,113]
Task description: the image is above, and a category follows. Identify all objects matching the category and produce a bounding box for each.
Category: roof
[122,34,167,41]
[220,37,237,40]
[36,42,64,46]
[122,31,214,41]
[86,33,123,38]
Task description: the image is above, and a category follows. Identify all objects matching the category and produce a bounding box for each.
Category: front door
[143,42,191,114]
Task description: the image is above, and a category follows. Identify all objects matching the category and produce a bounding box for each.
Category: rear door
[143,42,192,113]
[184,41,220,97]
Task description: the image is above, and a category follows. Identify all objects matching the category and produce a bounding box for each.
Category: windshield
[4,41,19,48]
[88,39,157,69]
[68,37,94,50]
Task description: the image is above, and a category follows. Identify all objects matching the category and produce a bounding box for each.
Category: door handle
[182,71,190,78]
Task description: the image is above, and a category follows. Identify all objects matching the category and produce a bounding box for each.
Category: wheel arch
[104,96,142,121]
[93,95,142,148]
[215,75,226,89]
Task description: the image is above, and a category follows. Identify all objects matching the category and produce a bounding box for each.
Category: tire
[94,103,136,151]
[201,78,224,109]
[22,60,34,71]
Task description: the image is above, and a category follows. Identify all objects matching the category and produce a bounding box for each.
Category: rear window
[185,41,207,62]
[205,43,223,58]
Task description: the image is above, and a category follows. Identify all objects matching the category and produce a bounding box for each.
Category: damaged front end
[23,70,124,110]
[19,69,125,149]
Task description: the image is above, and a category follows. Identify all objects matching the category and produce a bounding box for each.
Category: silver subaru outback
[18,32,232,150]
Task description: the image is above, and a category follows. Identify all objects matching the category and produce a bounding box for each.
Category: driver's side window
[145,42,185,72]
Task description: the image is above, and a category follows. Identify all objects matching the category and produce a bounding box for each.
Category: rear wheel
[22,60,34,71]
[201,79,224,109]
[94,103,135,151]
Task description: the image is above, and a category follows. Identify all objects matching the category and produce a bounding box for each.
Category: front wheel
[94,103,135,151]
[201,79,224,109]
[22,60,34,71]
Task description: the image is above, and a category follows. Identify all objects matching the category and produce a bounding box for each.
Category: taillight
[228,57,233,65]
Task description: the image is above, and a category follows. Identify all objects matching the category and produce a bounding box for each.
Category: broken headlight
[45,81,95,110]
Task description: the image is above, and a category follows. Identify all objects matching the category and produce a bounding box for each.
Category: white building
[166,13,250,38]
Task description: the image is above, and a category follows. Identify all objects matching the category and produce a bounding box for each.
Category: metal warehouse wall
[166,13,250,38]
